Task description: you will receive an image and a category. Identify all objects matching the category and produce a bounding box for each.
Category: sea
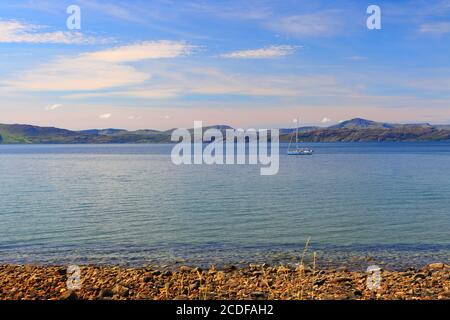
[0,142,449,270]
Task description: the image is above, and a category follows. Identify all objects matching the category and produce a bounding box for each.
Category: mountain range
[1,118,450,144]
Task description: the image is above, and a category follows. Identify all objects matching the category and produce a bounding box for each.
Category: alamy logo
[171,121,279,176]
[366,265,382,290]
[66,5,81,30]
[367,5,381,30]
[66,265,81,290]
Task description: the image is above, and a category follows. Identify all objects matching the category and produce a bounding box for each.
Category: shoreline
[1,263,448,300]
[3,243,450,272]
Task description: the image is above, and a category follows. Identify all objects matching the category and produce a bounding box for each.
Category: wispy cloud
[321,117,332,123]
[76,0,209,39]
[0,20,109,44]
[77,0,146,24]
[6,56,149,91]
[419,22,450,35]
[4,41,195,92]
[266,10,345,37]
[184,1,271,20]
[85,41,197,62]
[63,64,356,100]
[406,77,450,92]
[221,45,298,59]
[64,88,182,100]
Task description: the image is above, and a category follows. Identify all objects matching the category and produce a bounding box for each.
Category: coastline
[1,263,448,300]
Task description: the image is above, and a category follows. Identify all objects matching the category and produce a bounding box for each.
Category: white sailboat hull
[287,149,313,155]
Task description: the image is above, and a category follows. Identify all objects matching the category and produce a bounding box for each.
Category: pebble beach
[0,263,449,300]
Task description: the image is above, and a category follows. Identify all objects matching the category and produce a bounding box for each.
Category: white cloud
[4,41,194,92]
[0,20,109,44]
[7,56,149,91]
[221,45,298,59]
[321,117,332,123]
[45,104,62,111]
[99,113,112,119]
[419,22,450,35]
[84,41,197,62]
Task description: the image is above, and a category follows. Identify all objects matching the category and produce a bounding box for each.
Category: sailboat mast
[296,117,299,147]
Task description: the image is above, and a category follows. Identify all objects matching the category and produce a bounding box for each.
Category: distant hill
[79,128,127,135]
[0,119,449,144]
[0,124,88,144]
[328,118,395,129]
[288,118,450,142]
[279,126,320,135]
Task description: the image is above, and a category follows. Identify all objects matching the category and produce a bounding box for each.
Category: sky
[0,0,450,130]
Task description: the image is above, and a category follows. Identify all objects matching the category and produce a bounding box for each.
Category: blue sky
[0,0,450,130]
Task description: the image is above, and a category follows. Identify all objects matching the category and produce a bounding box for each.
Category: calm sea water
[0,143,449,270]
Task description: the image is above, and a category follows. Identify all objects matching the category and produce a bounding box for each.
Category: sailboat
[287,118,313,155]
